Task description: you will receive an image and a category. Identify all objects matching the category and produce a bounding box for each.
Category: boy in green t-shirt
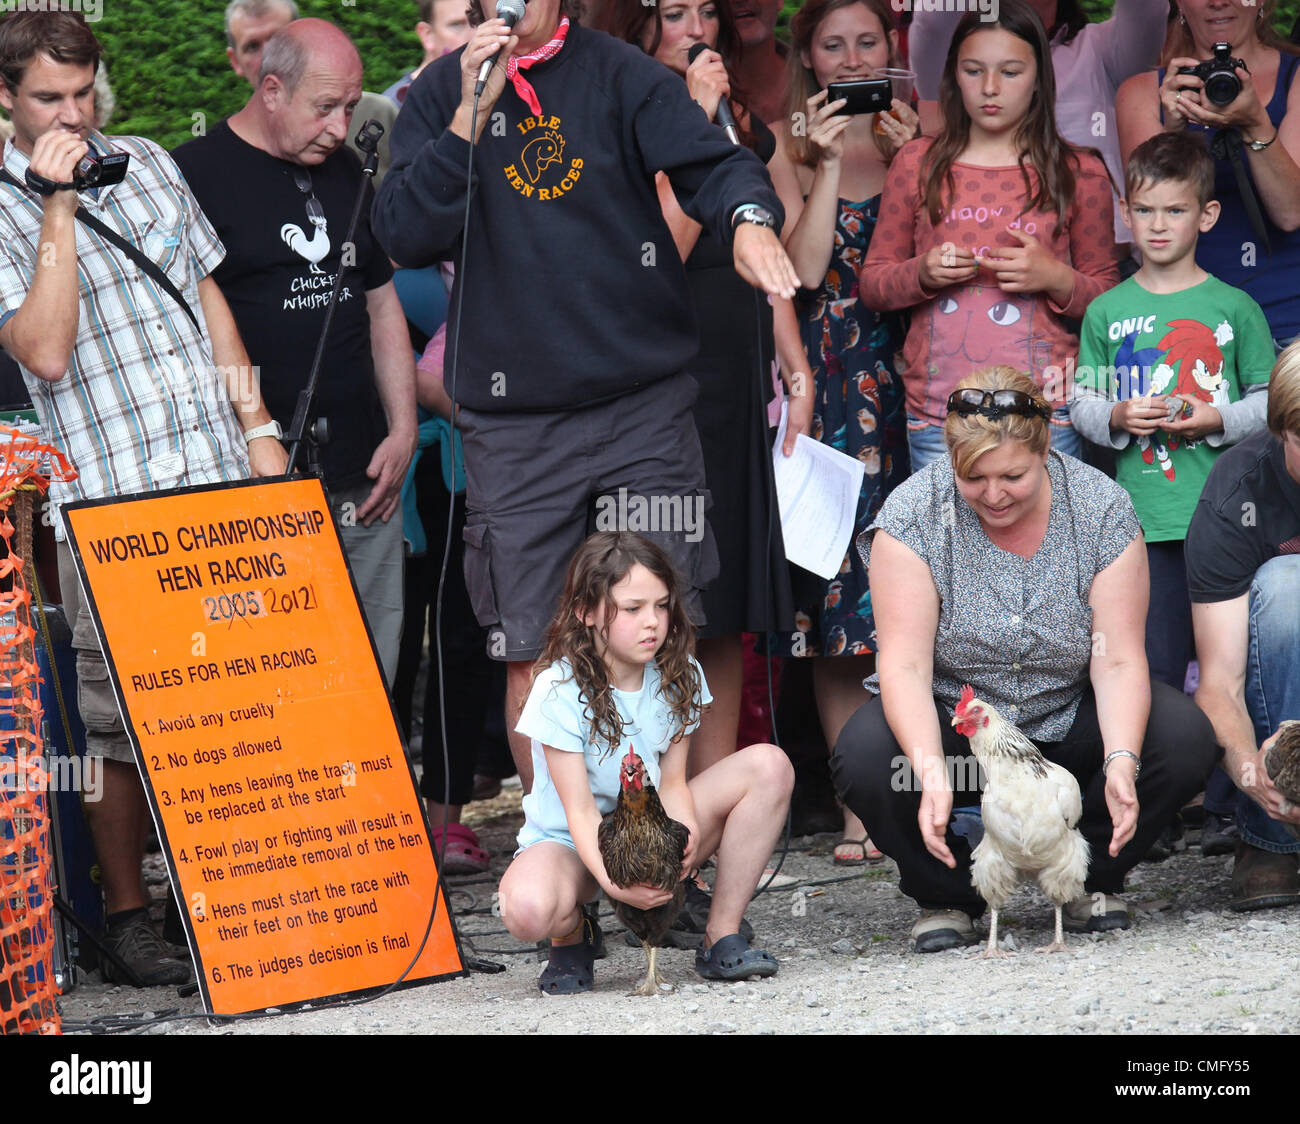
[1071,132,1273,853]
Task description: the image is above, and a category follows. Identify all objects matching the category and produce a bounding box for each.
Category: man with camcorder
[0,10,286,987]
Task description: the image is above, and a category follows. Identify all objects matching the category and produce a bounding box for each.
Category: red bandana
[504,16,569,117]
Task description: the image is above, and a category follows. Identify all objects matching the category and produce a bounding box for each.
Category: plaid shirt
[0,134,249,535]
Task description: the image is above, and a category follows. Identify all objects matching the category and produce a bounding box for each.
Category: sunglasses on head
[946,388,1051,422]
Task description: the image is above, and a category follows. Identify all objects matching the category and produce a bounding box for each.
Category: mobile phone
[826,79,893,117]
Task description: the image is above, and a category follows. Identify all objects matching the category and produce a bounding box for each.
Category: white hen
[952,684,1089,956]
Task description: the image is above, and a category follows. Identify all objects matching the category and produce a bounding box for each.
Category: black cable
[749,284,792,898]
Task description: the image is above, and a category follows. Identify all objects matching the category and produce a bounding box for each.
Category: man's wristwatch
[243,420,284,443]
[731,203,777,231]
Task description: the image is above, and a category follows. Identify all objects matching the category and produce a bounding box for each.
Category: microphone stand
[284,119,386,476]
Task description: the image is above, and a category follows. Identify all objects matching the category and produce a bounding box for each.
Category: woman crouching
[831,366,1218,952]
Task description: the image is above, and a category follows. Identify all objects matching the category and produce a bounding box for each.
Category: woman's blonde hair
[1267,338,1300,441]
[944,366,1051,479]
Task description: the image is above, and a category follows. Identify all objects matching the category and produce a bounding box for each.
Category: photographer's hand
[0,129,86,380]
[1159,59,1205,130]
[1173,69,1270,138]
[29,129,88,214]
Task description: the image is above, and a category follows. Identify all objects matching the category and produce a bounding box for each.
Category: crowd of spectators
[1,0,1298,985]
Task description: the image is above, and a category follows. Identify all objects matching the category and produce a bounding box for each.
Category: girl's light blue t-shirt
[514,656,711,850]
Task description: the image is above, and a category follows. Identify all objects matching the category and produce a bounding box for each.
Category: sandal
[539,912,599,995]
[695,932,778,982]
[833,836,883,866]
[431,822,490,875]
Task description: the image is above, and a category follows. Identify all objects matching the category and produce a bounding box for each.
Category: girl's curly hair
[531,531,701,760]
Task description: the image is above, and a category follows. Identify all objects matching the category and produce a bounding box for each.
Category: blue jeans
[906,409,1081,473]
[1237,555,1300,853]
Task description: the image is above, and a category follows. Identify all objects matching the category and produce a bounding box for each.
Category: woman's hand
[876,97,920,156]
[782,370,815,456]
[1158,58,1208,130]
[917,755,955,868]
[1103,754,1139,857]
[918,242,977,290]
[1166,58,1273,139]
[686,46,731,122]
[804,88,854,162]
[978,228,1071,299]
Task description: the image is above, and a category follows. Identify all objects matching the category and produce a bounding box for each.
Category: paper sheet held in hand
[771,402,865,581]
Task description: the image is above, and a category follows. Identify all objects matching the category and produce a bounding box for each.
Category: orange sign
[63,478,465,1013]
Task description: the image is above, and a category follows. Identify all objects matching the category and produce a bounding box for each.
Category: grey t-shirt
[858,449,1141,740]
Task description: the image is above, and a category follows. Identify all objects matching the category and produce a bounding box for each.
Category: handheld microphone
[687,42,739,145]
[475,0,528,97]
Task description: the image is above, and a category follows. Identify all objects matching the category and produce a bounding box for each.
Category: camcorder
[24,147,130,196]
[1177,42,1249,108]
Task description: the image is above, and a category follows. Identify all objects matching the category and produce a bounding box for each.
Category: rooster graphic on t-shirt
[280,208,330,273]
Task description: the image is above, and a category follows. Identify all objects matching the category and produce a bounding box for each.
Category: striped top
[859,449,1141,741]
[0,134,249,536]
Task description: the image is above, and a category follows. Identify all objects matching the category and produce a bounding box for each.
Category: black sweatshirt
[372,23,783,413]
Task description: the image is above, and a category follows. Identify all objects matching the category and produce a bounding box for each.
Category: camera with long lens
[1176,41,1249,108]
[23,146,130,196]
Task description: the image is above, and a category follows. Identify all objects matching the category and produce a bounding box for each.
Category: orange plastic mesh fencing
[0,427,75,1035]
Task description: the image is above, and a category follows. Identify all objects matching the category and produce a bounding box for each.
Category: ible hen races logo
[503,115,584,202]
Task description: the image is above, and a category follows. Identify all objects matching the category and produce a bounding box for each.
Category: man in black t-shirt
[1187,342,1300,912]
[175,17,417,680]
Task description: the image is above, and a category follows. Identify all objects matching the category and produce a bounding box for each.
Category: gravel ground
[55,783,1299,1038]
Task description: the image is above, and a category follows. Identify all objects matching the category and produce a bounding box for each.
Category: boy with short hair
[1071,131,1275,853]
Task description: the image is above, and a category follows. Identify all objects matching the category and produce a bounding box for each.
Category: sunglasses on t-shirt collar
[946,389,1051,422]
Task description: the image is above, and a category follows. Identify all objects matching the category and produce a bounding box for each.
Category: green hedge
[45,0,1300,147]
[93,0,425,147]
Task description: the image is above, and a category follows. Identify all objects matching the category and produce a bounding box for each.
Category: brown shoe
[1230,841,1300,912]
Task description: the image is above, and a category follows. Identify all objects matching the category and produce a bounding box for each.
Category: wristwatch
[1244,129,1278,151]
[731,203,776,231]
[243,420,284,443]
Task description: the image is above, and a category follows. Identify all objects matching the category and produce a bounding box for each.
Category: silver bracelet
[1102,749,1141,779]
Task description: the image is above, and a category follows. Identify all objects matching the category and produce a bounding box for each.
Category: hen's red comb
[957,683,975,711]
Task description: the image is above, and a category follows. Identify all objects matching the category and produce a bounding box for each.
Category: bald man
[175,19,417,680]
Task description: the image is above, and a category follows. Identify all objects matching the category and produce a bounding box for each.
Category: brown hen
[1265,720,1300,841]
[597,746,689,996]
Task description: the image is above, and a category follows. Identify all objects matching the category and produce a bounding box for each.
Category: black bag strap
[1211,127,1273,260]
[0,167,200,330]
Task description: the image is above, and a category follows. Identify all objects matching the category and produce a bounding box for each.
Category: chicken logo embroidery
[280,211,330,273]
[503,114,584,202]
[521,129,564,183]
